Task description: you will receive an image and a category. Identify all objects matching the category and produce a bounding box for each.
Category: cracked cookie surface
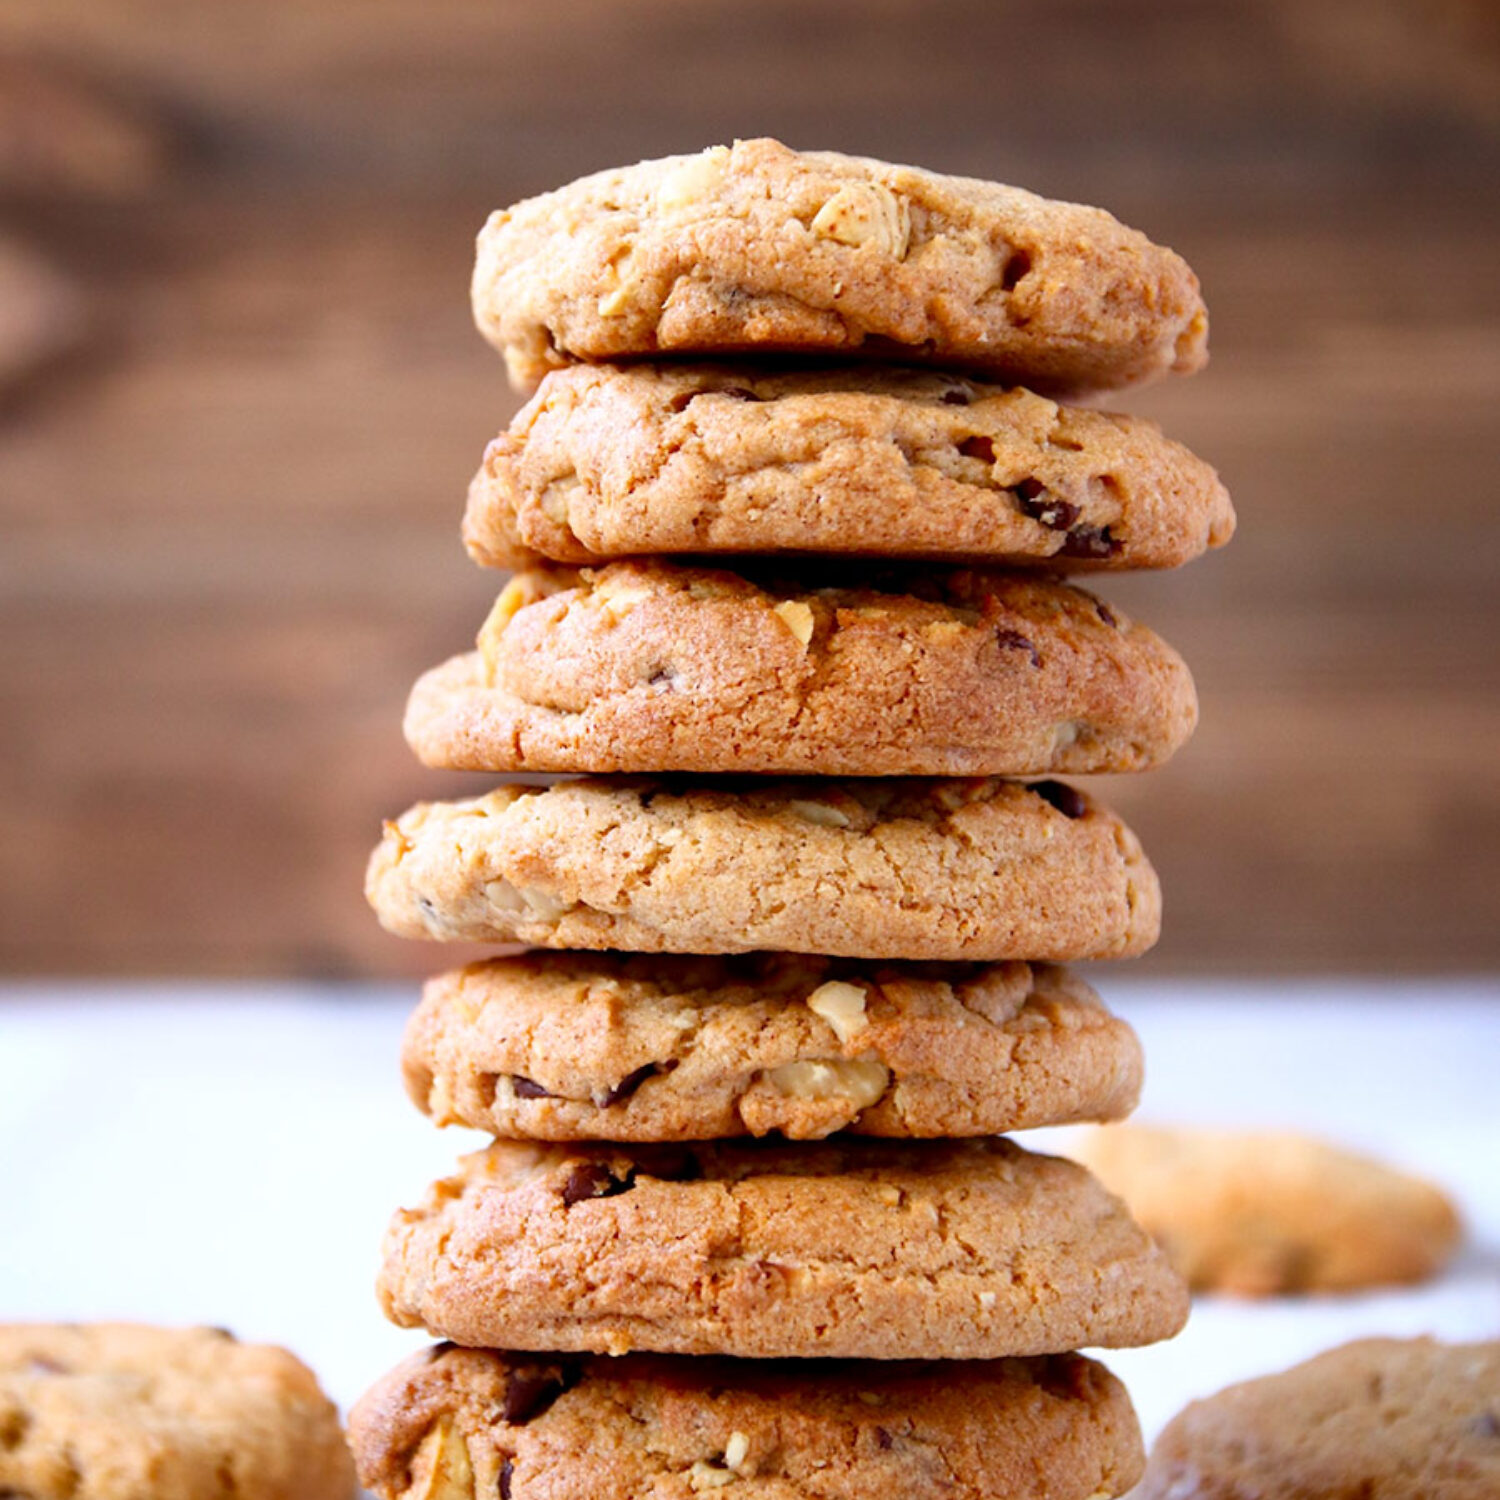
[365,776,1160,960]
[465,363,1233,570]
[350,1342,1146,1500]
[472,138,1207,396]
[405,559,1196,777]
[403,954,1142,1141]
[1137,1338,1500,1500]
[377,1137,1188,1360]
[0,1323,356,1500]
[1070,1124,1463,1296]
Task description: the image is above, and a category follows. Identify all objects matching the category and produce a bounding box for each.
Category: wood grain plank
[1,0,1497,974]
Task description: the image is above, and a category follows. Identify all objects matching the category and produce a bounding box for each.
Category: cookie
[1070,1124,1463,1295]
[366,776,1161,961]
[0,1322,356,1500]
[1137,1337,1500,1500]
[472,138,1207,395]
[404,954,1142,1141]
[405,560,1197,777]
[464,363,1234,571]
[350,1343,1146,1500]
[377,1136,1189,1359]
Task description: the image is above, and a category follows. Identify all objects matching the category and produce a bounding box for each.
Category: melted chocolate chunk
[560,1161,634,1206]
[1094,599,1118,628]
[510,1075,553,1100]
[502,1362,577,1425]
[1015,478,1080,532]
[499,1455,514,1498]
[597,1061,672,1108]
[1059,525,1120,560]
[994,627,1041,667]
[940,387,971,406]
[1032,780,1087,820]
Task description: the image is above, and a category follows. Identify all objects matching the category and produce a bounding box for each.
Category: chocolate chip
[499,1456,514,1498]
[1094,600,1118,628]
[994,627,1040,668]
[1472,1411,1500,1439]
[559,1161,633,1206]
[958,435,994,464]
[1059,524,1120,560]
[1015,478,1080,532]
[646,664,678,688]
[940,387,971,406]
[510,1075,553,1100]
[597,1061,670,1108]
[875,1426,894,1450]
[1032,780,1087,819]
[502,1363,576,1425]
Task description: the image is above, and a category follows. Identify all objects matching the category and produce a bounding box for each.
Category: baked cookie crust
[402,954,1143,1141]
[472,138,1207,395]
[366,776,1161,961]
[350,1343,1146,1500]
[377,1137,1189,1360]
[405,560,1197,777]
[465,363,1233,570]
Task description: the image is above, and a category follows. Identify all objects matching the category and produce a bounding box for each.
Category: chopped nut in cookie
[805,980,869,1043]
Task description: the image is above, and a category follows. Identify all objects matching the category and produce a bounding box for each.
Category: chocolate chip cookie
[377,1136,1189,1359]
[465,363,1233,570]
[366,776,1161,960]
[473,138,1207,395]
[405,560,1197,777]
[0,1323,355,1500]
[350,1342,1146,1500]
[1070,1124,1463,1295]
[403,954,1143,1141]
[1137,1337,1500,1500]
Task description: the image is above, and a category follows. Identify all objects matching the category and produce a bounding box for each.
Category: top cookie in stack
[472,137,1209,397]
[354,140,1227,1500]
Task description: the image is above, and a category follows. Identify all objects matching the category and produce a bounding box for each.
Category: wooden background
[2,0,1497,977]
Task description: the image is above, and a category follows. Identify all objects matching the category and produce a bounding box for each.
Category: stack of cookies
[352,139,1234,1500]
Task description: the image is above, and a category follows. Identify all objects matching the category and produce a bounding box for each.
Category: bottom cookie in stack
[349,1343,1147,1500]
[350,1132,1184,1498]
[353,940,1183,1496]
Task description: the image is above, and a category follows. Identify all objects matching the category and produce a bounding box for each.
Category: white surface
[1,978,1498,1444]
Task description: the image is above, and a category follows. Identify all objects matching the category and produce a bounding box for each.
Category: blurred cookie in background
[1136,1337,1500,1500]
[0,1322,356,1500]
[1069,1123,1463,1296]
